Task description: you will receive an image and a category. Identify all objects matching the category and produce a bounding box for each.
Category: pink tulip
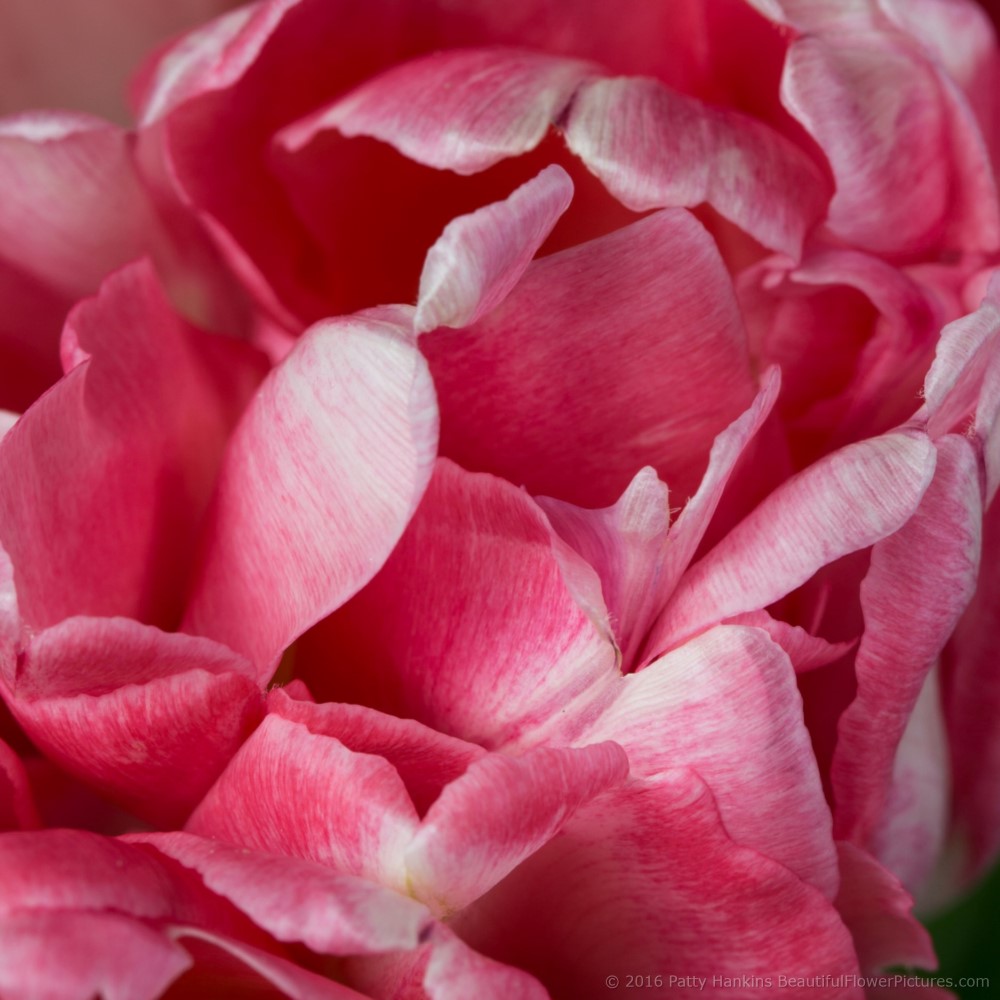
[0,0,998,997]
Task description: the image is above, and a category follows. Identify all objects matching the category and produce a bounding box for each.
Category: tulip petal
[781,31,999,255]
[832,436,980,854]
[0,909,191,1000]
[0,738,36,831]
[456,770,862,999]
[579,625,839,897]
[169,927,373,999]
[182,311,438,677]
[564,75,830,257]
[186,714,420,892]
[943,495,1000,880]
[3,617,263,826]
[537,466,671,669]
[423,208,756,507]
[268,689,486,816]
[0,259,264,632]
[834,842,937,973]
[276,48,595,173]
[651,430,937,651]
[415,165,573,334]
[725,610,855,673]
[870,666,950,896]
[405,742,629,914]
[298,460,618,749]
[137,831,432,955]
[423,932,550,1000]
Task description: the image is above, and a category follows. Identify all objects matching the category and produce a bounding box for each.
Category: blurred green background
[926,862,1000,996]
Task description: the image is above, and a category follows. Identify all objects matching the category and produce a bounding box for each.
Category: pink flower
[0,1,999,998]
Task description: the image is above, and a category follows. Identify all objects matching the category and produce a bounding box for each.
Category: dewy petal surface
[182,310,438,677]
[423,208,756,507]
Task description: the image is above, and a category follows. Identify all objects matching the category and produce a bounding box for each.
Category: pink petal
[423,208,756,507]
[423,932,550,1000]
[870,667,950,896]
[405,742,629,914]
[919,270,1000,436]
[168,927,373,999]
[651,430,937,651]
[182,310,438,678]
[0,259,264,632]
[0,738,36,831]
[136,831,432,955]
[537,466,671,670]
[268,689,486,816]
[832,435,981,850]
[834,842,937,973]
[0,909,191,1000]
[276,48,595,173]
[3,617,263,826]
[186,714,420,893]
[0,114,159,299]
[580,625,839,897]
[781,30,999,255]
[564,75,830,257]
[414,165,573,334]
[942,493,1000,880]
[296,459,618,749]
[725,610,855,673]
[455,770,863,999]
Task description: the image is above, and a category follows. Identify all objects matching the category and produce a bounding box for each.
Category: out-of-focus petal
[182,310,438,678]
[650,430,937,653]
[832,436,980,856]
[579,625,839,898]
[0,909,191,1000]
[0,259,264,632]
[423,208,756,507]
[414,165,572,334]
[564,75,830,257]
[422,931,551,1000]
[3,617,262,826]
[0,738,37,831]
[835,842,938,982]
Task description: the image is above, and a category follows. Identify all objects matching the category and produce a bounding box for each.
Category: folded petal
[423,932,550,1000]
[564,75,830,257]
[579,625,839,897]
[276,48,594,173]
[268,689,486,816]
[423,208,756,507]
[182,310,438,677]
[0,738,36,831]
[651,430,937,652]
[725,610,855,673]
[0,259,264,632]
[136,831,432,956]
[456,770,862,999]
[537,466,671,669]
[295,459,618,749]
[3,617,263,826]
[405,742,629,914]
[415,165,572,334]
[186,714,420,893]
[832,435,980,853]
